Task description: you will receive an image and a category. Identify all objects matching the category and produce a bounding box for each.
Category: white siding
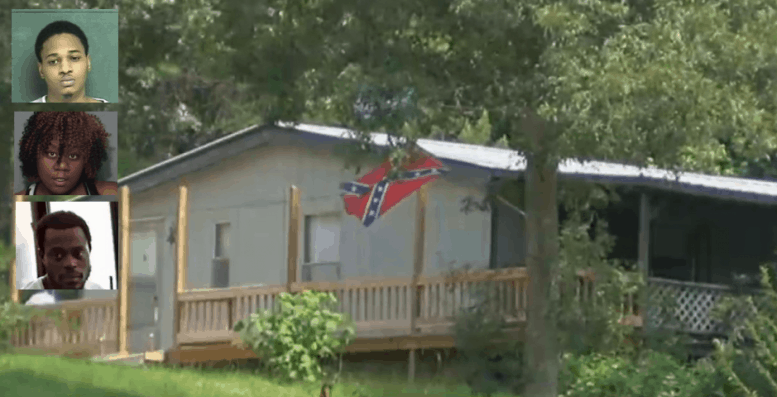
[128,142,495,350]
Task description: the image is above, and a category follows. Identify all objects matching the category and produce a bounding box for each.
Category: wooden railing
[177,268,534,344]
[12,297,118,356]
[177,284,288,344]
[10,268,646,353]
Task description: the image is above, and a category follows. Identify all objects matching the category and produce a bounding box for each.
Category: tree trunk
[522,110,560,397]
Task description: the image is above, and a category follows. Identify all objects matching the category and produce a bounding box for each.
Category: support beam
[176,183,190,294]
[638,193,650,277]
[10,196,23,303]
[118,186,131,355]
[637,192,651,329]
[409,184,428,384]
[408,348,416,383]
[286,186,301,293]
[173,182,190,349]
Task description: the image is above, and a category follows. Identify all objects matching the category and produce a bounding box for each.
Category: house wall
[127,138,496,351]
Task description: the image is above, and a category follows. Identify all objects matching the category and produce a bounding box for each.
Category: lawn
[0,354,512,397]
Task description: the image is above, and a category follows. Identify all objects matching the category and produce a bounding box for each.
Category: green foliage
[450,277,524,396]
[0,301,42,353]
[233,290,356,384]
[554,182,641,356]
[711,265,777,397]
[559,351,717,397]
[459,110,493,146]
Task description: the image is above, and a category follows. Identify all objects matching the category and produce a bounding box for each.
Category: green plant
[233,290,356,387]
[0,300,42,353]
[560,351,715,397]
[711,264,777,397]
[450,279,524,396]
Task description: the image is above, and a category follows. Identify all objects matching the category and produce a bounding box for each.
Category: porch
[9,184,764,367]
[13,270,750,361]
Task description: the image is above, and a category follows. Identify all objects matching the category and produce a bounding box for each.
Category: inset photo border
[15,201,120,291]
[14,111,118,198]
[11,9,119,103]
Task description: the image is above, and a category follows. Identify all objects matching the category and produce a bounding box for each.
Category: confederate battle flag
[340,154,449,227]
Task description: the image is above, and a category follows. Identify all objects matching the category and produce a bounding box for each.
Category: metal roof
[118,122,777,205]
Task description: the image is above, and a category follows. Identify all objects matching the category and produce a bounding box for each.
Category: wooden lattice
[646,278,733,334]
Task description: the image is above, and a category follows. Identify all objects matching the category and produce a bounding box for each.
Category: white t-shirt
[23,275,104,290]
[25,291,57,305]
[32,95,108,103]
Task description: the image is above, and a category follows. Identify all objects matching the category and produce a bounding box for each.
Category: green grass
[0,354,513,397]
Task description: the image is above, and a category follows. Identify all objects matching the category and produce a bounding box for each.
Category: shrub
[451,283,524,396]
[0,300,42,353]
[711,264,777,397]
[560,351,715,397]
[233,290,356,385]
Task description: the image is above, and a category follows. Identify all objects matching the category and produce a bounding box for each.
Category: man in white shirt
[22,211,102,290]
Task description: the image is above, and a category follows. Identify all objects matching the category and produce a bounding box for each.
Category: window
[489,199,526,269]
[303,214,341,281]
[212,222,230,288]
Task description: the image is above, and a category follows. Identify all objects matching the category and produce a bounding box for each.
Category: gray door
[129,228,160,353]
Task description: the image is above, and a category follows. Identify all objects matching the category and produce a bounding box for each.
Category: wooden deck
[11,267,644,364]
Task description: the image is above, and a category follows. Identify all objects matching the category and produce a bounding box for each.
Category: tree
[206,1,777,395]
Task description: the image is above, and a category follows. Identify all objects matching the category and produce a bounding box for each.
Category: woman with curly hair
[15,112,117,196]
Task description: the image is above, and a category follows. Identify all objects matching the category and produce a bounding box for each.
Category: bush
[711,264,777,397]
[560,351,715,397]
[0,301,41,353]
[451,284,524,396]
[233,290,356,384]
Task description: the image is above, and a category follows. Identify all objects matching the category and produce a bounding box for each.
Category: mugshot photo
[15,201,119,291]
[11,9,119,103]
[14,111,119,197]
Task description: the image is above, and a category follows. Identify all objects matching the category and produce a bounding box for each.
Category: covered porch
[10,181,772,365]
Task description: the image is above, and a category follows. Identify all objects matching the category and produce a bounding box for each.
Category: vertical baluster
[373,287,379,322]
[205,301,213,332]
[238,295,245,320]
[499,281,506,315]
[180,302,188,334]
[455,281,462,318]
[393,286,399,320]
[421,281,428,320]
[220,300,226,330]
[193,301,201,333]
[379,286,384,321]
[405,284,411,321]
[435,283,442,319]
[394,285,400,321]
[366,287,371,322]
[360,288,366,322]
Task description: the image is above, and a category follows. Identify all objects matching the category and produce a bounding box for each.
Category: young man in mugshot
[33,20,108,103]
[23,211,102,290]
[16,111,118,196]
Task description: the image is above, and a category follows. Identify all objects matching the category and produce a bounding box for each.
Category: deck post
[408,347,416,383]
[10,196,22,303]
[409,184,428,383]
[287,186,301,293]
[173,182,190,349]
[637,193,651,328]
[119,186,131,355]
